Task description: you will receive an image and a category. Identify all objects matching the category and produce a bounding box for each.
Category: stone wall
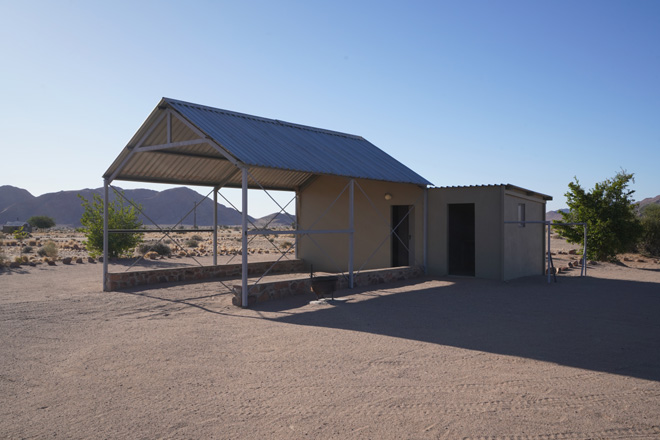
[232,266,424,307]
[105,259,305,291]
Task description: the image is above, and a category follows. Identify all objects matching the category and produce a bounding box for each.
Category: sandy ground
[1,241,660,439]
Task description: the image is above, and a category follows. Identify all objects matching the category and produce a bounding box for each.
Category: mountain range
[0,185,294,228]
[547,195,659,221]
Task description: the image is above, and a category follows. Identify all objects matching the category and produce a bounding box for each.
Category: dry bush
[37,241,59,259]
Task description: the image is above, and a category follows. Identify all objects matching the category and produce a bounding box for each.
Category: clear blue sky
[1,0,658,217]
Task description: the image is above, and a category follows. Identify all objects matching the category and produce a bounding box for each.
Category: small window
[518,203,526,227]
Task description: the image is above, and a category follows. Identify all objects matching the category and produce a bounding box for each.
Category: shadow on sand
[256,275,660,382]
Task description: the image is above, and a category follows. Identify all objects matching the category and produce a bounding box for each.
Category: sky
[1,0,658,218]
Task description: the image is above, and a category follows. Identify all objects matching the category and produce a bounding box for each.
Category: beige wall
[427,186,503,279]
[502,190,547,280]
[298,175,425,273]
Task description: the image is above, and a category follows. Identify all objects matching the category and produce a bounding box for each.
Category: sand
[1,243,660,438]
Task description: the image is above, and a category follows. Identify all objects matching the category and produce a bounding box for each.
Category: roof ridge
[163,97,363,140]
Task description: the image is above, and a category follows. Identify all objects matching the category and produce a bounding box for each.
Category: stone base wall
[232,266,424,307]
[105,260,305,291]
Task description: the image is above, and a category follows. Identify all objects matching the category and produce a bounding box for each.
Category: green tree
[78,193,144,258]
[639,204,660,256]
[27,215,56,229]
[554,171,642,261]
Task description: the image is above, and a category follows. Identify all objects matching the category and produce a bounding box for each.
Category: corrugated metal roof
[435,184,553,201]
[104,98,432,189]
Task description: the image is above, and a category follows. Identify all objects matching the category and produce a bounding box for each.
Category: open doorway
[391,205,412,267]
[448,203,475,276]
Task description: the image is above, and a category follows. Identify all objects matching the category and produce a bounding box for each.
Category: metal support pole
[547,221,551,284]
[348,179,354,288]
[582,224,587,277]
[423,187,428,275]
[241,168,249,307]
[103,179,109,291]
[213,187,218,266]
[295,189,300,260]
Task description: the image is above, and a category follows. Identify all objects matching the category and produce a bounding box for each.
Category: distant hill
[638,195,660,210]
[0,185,294,228]
[548,195,659,220]
[546,209,569,222]
[253,211,296,229]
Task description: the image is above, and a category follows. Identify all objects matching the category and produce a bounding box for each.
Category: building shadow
[262,275,660,382]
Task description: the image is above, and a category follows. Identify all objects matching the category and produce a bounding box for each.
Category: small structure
[2,221,32,234]
[104,98,554,306]
[426,185,552,281]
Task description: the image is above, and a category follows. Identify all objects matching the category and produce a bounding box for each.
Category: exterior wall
[427,186,503,280]
[502,190,547,280]
[298,175,425,273]
[427,186,548,281]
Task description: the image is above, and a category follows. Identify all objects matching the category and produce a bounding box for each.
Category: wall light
[384,193,392,201]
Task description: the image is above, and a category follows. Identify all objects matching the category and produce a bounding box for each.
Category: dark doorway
[391,205,411,267]
[448,203,475,276]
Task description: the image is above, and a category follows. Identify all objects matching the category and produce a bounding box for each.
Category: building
[104,98,552,305]
[2,221,32,234]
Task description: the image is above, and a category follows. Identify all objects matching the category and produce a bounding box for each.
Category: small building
[2,221,32,234]
[104,98,553,305]
[427,185,552,281]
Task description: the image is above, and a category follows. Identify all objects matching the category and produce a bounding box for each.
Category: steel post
[348,179,354,288]
[213,187,218,266]
[103,179,109,291]
[241,168,248,307]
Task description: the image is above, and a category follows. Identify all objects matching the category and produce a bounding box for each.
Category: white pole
[213,187,218,266]
[423,187,428,275]
[294,190,300,260]
[583,224,587,277]
[103,179,109,291]
[348,179,354,288]
[547,221,551,284]
[241,168,249,307]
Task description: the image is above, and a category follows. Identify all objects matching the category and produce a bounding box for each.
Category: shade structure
[104,98,432,190]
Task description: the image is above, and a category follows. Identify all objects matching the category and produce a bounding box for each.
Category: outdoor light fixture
[384,193,392,201]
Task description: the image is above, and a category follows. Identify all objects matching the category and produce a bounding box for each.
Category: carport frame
[102,99,432,307]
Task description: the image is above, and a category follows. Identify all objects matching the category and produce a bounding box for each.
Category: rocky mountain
[546,209,569,222]
[252,211,297,229]
[638,195,660,210]
[0,185,294,228]
[548,195,659,220]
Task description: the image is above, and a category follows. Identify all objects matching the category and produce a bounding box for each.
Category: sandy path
[1,261,660,439]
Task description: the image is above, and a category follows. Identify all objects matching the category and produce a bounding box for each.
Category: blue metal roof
[164,98,432,186]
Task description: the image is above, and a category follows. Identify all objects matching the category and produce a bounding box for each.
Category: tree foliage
[639,204,660,256]
[553,171,642,261]
[78,193,143,258]
[28,215,56,229]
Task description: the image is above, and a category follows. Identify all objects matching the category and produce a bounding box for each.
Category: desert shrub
[37,241,59,258]
[639,204,660,256]
[185,239,199,248]
[0,252,7,268]
[281,241,294,249]
[28,215,56,229]
[78,192,143,258]
[138,241,172,256]
[22,246,33,254]
[190,234,203,241]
